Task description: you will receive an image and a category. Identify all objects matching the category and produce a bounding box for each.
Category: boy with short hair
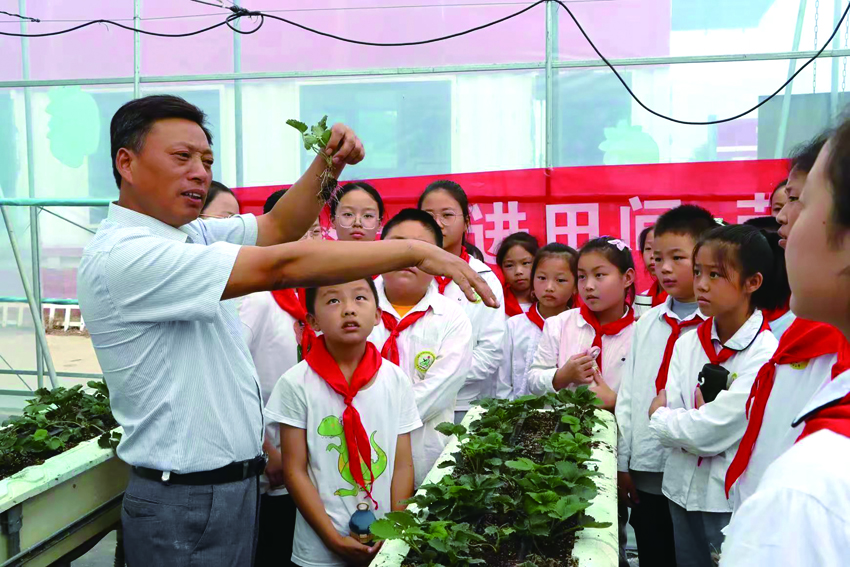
[368,209,473,488]
[265,278,422,567]
[615,204,717,566]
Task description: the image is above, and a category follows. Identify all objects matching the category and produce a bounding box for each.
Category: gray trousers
[122,469,260,567]
[668,500,730,567]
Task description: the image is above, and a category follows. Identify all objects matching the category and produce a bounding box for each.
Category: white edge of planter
[372,407,618,567]
[0,427,124,514]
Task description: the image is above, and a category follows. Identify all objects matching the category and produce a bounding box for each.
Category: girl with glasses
[200,181,240,220]
[330,182,385,242]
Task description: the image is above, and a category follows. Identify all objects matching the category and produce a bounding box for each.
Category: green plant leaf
[320,129,332,148]
[428,539,449,553]
[369,519,401,540]
[435,422,465,437]
[505,457,536,471]
[46,437,63,450]
[32,429,48,441]
[385,511,417,528]
[286,119,308,133]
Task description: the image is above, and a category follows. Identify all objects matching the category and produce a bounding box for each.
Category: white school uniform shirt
[238,291,301,497]
[526,308,634,396]
[368,279,473,487]
[727,353,836,511]
[497,309,544,399]
[616,299,705,474]
[264,361,422,567]
[648,310,778,513]
[438,256,505,408]
[720,369,850,567]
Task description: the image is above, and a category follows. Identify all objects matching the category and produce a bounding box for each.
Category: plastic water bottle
[349,502,376,544]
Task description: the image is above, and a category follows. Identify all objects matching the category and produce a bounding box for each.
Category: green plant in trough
[0,381,120,478]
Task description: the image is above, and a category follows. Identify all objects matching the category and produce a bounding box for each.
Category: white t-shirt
[264,361,422,567]
[439,257,505,408]
[238,290,301,496]
[720,370,850,567]
[498,309,544,399]
[649,310,778,513]
[368,279,473,487]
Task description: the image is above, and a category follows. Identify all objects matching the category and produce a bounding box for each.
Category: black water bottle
[698,364,730,403]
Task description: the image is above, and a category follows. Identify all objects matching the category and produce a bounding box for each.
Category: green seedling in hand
[287,116,339,202]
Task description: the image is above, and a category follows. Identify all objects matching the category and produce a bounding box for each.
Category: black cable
[1,0,849,127]
[0,10,39,22]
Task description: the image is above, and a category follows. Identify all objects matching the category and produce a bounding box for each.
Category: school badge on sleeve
[415,350,436,374]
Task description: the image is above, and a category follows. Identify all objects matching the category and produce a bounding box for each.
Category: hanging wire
[1,0,850,126]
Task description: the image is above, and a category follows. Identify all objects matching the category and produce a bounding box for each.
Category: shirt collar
[375,277,444,319]
[107,203,195,243]
[659,296,705,323]
[711,309,765,350]
[575,305,629,329]
[794,370,850,426]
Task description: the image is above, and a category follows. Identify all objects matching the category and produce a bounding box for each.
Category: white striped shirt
[78,203,264,473]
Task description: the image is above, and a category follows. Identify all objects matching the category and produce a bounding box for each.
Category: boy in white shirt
[616,205,716,567]
[368,209,473,488]
[265,278,422,567]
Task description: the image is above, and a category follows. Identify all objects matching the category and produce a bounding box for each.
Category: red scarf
[503,284,525,317]
[797,391,850,441]
[724,319,844,496]
[655,313,705,394]
[271,289,316,357]
[833,338,850,379]
[649,280,668,307]
[435,248,470,294]
[380,309,429,365]
[527,303,545,331]
[762,299,791,326]
[579,303,635,372]
[696,316,769,365]
[306,336,383,509]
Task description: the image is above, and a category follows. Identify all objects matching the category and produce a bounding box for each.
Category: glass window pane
[553,58,840,167]
[241,1,544,73]
[0,35,22,81]
[26,3,134,80]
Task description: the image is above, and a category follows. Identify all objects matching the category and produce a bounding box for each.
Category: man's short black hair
[653,204,717,242]
[304,278,380,317]
[110,95,212,189]
[380,208,443,248]
[743,216,781,232]
[263,189,287,214]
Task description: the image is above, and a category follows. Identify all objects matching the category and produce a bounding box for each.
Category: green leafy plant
[0,381,119,478]
[286,115,339,202]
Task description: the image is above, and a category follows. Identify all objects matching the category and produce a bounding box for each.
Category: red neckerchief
[380,309,429,365]
[724,319,844,496]
[435,248,470,294]
[832,338,850,379]
[503,284,524,317]
[271,289,316,357]
[696,315,770,365]
[797,390,850,441]
[305,336,383,509]
[526,303,545,331]
[655,312,705,394]
[762,299,791,326]
[649,280,668,307]
[579,303,635,372]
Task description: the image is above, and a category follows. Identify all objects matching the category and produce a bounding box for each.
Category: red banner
[234,160,789,291]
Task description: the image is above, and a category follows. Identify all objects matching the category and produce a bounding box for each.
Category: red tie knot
[344,396,354,405]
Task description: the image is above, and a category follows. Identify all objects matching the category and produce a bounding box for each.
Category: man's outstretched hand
[414,242,499,308]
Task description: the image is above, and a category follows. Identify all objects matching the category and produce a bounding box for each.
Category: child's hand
[648,390,667,418]
[617,471,641,507]
[331,536,382,566]
[589,369,617,411]
[265,447,285,488]
[553,353,596,390]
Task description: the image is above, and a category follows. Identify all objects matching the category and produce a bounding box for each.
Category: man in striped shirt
[78,95,496,567]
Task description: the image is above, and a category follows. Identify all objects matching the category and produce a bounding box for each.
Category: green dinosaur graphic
[318,415,387,497]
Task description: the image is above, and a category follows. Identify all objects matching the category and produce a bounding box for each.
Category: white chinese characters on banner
[736,192,771,224]
[468,201,528,263]
[620,197,682,250]
[545,203,600,249]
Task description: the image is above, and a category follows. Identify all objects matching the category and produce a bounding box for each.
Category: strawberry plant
[286,115,340,204]
[373,387,612,567]
[0,381,119,479]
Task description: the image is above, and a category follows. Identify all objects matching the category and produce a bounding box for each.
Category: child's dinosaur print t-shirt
[264,359,422,567]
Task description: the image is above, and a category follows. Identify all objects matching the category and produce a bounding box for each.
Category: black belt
[134,455,267,486]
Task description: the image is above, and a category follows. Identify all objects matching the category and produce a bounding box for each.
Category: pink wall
[2,0,669,80]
